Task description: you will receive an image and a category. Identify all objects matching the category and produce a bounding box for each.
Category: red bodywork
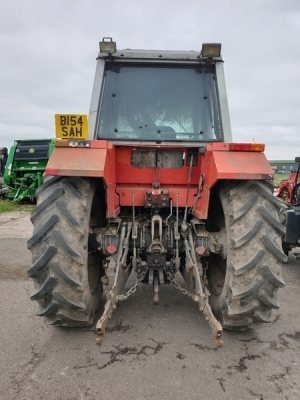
[275,171,300,203]
[46,140,273,219]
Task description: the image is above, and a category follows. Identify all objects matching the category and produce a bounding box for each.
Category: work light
[201,43,221,58]
[99,37,117,54]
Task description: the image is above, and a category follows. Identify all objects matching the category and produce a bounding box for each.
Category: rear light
[45,168,58,175]
[69,140,90,147]
[106,245,117,255]
[229,143,265,152]
[55,139,90,148]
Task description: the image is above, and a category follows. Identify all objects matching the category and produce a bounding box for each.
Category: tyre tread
[212,180,285,331]
[27,177,102,327]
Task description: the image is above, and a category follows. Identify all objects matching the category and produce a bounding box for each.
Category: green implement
[3,139,53,202]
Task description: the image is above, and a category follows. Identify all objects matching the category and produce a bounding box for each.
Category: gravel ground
[1,211,300,400]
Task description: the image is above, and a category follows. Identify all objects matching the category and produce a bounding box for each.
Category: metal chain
[117,268,148,301]
[101,273,110,298]
[165,269,198,302]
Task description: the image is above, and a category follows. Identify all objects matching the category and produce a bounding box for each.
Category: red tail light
[229,143,265,152]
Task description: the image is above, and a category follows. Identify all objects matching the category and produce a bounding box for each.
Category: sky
[0,0,299,160]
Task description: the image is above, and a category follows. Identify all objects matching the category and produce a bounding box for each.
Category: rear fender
[45,140,120,217]
[193,143,273,219]
[45,141,108,178]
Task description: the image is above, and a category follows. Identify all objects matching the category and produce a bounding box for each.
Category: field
[0,199,34,213]
[273,172,289,186]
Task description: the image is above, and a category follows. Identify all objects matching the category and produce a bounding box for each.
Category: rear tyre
[277,198,291,256]
[207,180,287,330]
[27,177,104,327]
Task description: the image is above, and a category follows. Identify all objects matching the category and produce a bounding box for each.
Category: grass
[0,198,35,213]
[273,173,289,186]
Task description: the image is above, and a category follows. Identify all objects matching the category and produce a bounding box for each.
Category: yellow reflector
[55,139,70,147]
[251,144,265,152]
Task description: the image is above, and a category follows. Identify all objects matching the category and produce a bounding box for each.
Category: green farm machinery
[0,147,8,175]
[0,147,9,197]
[3,139,53,202]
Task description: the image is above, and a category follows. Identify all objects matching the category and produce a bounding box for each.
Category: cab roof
[97,49,223,62]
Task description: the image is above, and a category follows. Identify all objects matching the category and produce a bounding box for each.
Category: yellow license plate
[55,114,88,139]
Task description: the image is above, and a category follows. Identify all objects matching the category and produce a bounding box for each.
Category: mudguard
[45,147,108,177]
[192,143,273,219]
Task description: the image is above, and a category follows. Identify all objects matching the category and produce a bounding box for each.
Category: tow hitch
[95,221,223,348]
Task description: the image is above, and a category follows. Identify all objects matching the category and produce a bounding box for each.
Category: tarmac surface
[1,211,300,400]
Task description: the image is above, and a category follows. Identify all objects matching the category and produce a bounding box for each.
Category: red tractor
[27,39,286,346]
[277,157,300,255]
[276,171,300,203]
